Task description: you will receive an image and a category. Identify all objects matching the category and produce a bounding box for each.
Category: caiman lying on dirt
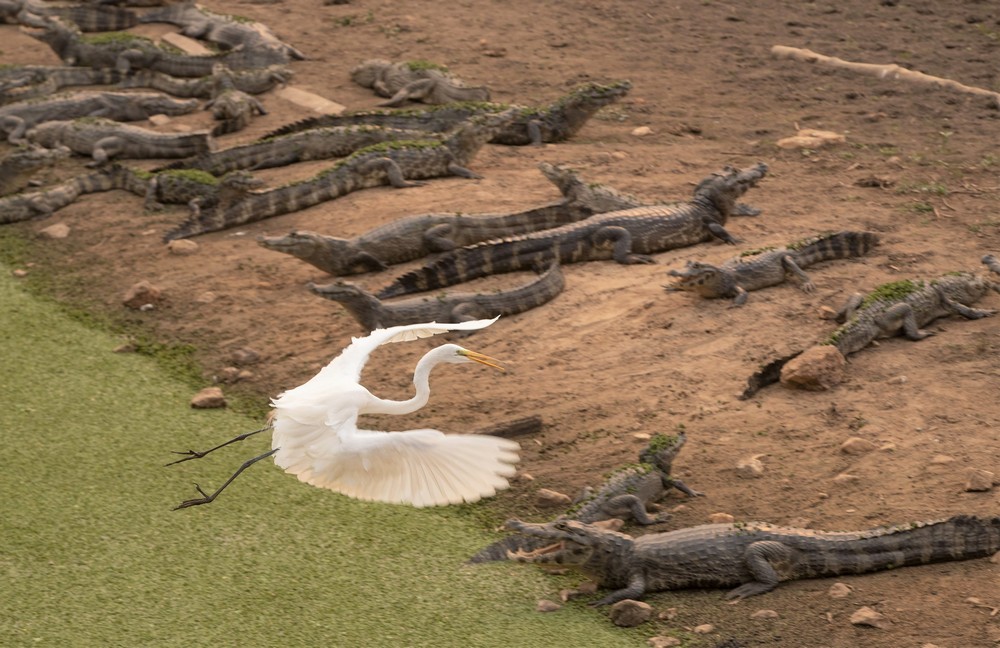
[309,259,565,333]
[350,59,490,107]
[666,231,879,306]
[504,515,1000,605]
[741,261,1000,398]
[163,110,517,241]
[468,433,701,564]
[26,117,213,165]
[262,80,632,146]
[376,163,768,299]
[257,162,648,276]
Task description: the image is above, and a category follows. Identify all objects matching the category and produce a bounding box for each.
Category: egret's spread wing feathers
[314,317,500,385]
[278,427,519,507]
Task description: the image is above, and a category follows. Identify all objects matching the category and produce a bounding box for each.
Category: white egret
[171,317,520,509]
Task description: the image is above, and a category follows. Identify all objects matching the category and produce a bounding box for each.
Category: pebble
[828,582,852,598]
[832,473,859,485]
[963,468,995,492]
[535,599,562,613]
[887,375,908,385]
[708,512,735,524]
[751,609,779,619]
[929,454,955,465]
[194,291,217,304]
[122,280,163,310]
[776,128,846,149]
[647,637,681,648]
[167,239,199,255]
[231,347,261,365]
[610,599,653,627]
[38,223,70,239]
[990,550,1000,564]
[840,437,877,454]
[536,488,571,507]
[736,454,766,478]
[633,432,651,440]
[849,606,891,629]
[631,126,654,136]
[12,268,28,277]
[657,607,678,621]
[190,386,226,409]
[692,623,715,634]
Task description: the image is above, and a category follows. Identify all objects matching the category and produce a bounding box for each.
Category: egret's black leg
[173,448,279,510]
[165,425,272,466]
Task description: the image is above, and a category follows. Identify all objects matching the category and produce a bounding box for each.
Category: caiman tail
[794,231,879,266]
[799,515,1000,578]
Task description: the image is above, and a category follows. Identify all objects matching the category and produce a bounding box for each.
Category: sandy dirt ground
[3,1,1000,646]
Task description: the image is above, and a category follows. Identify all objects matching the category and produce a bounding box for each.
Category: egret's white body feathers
[270,318,520,507]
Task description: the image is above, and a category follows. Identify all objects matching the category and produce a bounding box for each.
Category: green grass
[0,265,645,647]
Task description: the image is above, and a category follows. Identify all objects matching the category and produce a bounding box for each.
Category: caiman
[118,64,292,99]
[666,231,880,306]
[2,0,137,31]
[204,64,267,137]
[468,432,702,564]
[24,15,290,76]
[0,66,124,105]
[155,125,440,176]
[261,80,632,146]
[350,59,490,107]
[0,144,69,196]
[138,0,305,60]
[503,515,1000,605]
[162,110,517,241]
[377,162,768,299]
[26,117,213,165]
[0,89,199,143]
[257,162,648,276]
[308,258,565,333]
[100,164,264,213]
[741,264,1000,398]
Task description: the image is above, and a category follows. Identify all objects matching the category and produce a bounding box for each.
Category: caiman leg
[780,256,816,292]
[445,162,483,179]
[731,286,751,307]
[89,136,126,167]
[590,573,648,607]
[526,120,544,146]
[938,291,996,319]
[666,477,704,497]
[877,302,934,340]
[834,292,864,323]
[423,223,459,251]
[732,203,761,216]
[359,157,426,187]
[722,541,791,601]
[378,79,436,107]
[594,226,655,264]
[706,221,739,245]
[603,494,672,525]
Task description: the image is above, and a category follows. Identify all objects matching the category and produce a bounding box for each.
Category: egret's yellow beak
[459,349,505,372]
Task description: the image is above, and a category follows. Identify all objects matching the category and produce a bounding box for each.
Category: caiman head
[665,260,725,296]
[502,519,633,576]
[258,230,387,276]
[932,271,1000,303]
[638,431,687,470]
[349,59,392,88]
[558,80,633,111]
[19,15,78,60]
[691,162,769,217]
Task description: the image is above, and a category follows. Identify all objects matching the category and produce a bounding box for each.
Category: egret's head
[441,344,505,371]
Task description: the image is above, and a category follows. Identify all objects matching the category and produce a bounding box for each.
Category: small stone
[751,609,779,619]
[122,280,163,310]
[167,239,199,255]
[609,599,653,627]
[536,488,571,507]
[879,442,897,451]
[12,268,28,277]
[559,588,581,602]
[112,343,136,353]
[536,599,562,613]
[692,624,715,634]
[840,437,877,454]
[631,126,654,136]
[832,473,859,485]
[194,291,217,304]
[709,512,735,524]
[237,369,255,381]
[38,223,69,239]
[657,607,678,621]
[849,606,891,629]
[217,367,241,383]
[633,432,651,440]
[593,518,625,531]
[736,454,766,478]
[780,345,846,391]
[963,468,995,492]
[990,550,1000,564]
[647,637,681,648]
[611,151,629,159]
[930,454,955,465]
[828,582,852,598]
[818,305,839,319]
[776,128,846,149]
[670,504,689,513]
[921,644,941,648]
[231,347,261,365]
[887,375,908,385]
[148,114,173,127]
[577,581,599,595]
[190,386,226,409]
[516,472,534,481]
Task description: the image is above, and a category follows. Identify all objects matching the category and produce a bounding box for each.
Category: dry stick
[771,45,1000,108]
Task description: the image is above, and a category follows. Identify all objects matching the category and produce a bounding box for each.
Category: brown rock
[736,454,766,478]
[849,606,891,629]
[535,599,562,612]
[167,239,199,255]
[609,599,653,627]
[963,468,995,492]
[631,126,654,136]
[536,488,571,507]
[780,345,846,391]
[38,223,70,239]
[708,512,735,523]
[190,386,226,409]
[647,637,681,648]
[840,437,878,454]
[194,291,217,304]
[122,281,163,310]
[692,624,715,634]
[657,607,678,621]
[751,609,780,619]
[990,550,1000,564]
[832,473,859,485]
[12,268,28,277]
[593,518,625,531]
[828,582,852,598]
[231,347,262,365]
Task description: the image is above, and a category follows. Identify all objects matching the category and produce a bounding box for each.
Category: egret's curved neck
[365,347,449,415]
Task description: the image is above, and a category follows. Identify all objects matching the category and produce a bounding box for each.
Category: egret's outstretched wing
[277,426,521,507]
[305,317,499,386]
